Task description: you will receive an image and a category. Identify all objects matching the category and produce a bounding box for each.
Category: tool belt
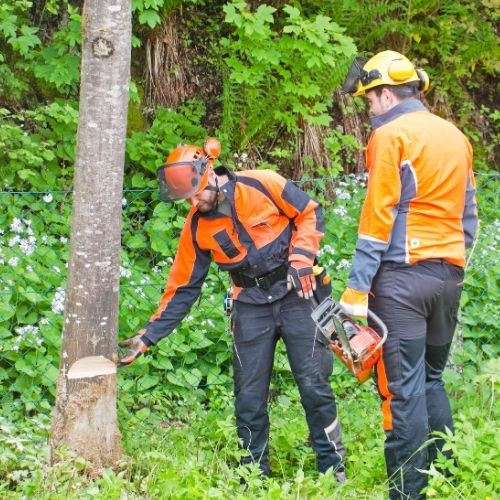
[230,263,288,290]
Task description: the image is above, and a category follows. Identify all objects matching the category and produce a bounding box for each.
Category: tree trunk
[335,90,366,173]
[50,0,131,469]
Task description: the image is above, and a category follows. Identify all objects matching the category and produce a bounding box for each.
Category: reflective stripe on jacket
[143,167,324,345]
[348,99,478,293]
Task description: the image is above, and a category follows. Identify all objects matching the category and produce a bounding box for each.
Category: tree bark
[50,0,131,469]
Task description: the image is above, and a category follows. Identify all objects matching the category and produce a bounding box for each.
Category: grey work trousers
[370,260,464,500]
[231,290,345,475]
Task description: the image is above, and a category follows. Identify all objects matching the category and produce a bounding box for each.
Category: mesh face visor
[341,56,369,95]
[156,158,208,202]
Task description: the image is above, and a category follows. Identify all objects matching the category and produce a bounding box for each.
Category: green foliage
[0,0,41,101]
[326,0,499,171]
[33,5,81,91]
[220,1,356,165]
[0,1,498,496]
[0,191,71,414]
[126,100,208,174]
[424,359,500,498]
[457,175,499,363]
[1,370,497,498]
[0,101,78,191]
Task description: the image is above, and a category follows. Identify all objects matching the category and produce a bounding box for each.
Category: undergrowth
[1,361,497,499]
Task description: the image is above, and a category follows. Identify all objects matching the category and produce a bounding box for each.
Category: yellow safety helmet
[341,50,429,97]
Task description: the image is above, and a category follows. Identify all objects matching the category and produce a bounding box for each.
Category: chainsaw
[311,296,387,383]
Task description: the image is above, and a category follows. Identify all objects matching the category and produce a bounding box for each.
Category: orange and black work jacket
[348,99,478,293]
[141,167,324,345]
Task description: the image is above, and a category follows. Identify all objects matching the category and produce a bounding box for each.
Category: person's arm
[462,144,478,249]
[341,130,402,317]
[118,211,211,366]
[141,211,211,346]
[254,170,324,264]
[254,171,324,298]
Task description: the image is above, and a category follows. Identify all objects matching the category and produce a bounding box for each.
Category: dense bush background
[0,0,498,497]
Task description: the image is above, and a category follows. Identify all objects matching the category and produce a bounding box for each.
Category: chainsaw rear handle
[310,295,388,351]
[366,308,388,353]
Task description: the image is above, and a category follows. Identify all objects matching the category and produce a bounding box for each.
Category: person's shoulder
[236,169,285,182]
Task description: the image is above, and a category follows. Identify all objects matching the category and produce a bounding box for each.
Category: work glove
[339,287,368,318]
[118,329,149,368]
[287,261,316,300]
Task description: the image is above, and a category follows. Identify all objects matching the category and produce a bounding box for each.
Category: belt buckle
[255,275,267,288]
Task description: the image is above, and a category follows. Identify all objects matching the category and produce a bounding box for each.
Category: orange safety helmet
[157,138,221,202]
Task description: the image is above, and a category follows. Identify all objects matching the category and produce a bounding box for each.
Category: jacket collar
[370,98,428,129]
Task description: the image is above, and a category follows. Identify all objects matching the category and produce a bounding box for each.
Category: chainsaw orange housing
[329,326,382,383]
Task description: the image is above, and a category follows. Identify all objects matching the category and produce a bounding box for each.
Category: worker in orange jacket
[119,138,346,481]
[340,51,478,499]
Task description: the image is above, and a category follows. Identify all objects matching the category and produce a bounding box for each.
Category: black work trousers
[231,290,345,475]
[370,260,464,500]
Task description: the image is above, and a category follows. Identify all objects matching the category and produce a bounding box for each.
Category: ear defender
[416,68,430,92]
[203,137,221,160]
[387,58,415,81]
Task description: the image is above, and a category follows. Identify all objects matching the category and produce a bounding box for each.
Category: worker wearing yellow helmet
[342,50,429,97]
[340,51,478,499]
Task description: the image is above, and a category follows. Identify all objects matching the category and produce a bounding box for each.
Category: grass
[1,361,498,499]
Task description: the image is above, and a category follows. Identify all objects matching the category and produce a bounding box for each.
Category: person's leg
[232,300,278,476]
[371,264,443,499]
[425,263,464,463]
[425,342,453,464]
[280,291,345,474]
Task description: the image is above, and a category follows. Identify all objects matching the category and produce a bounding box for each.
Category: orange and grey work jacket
[141,167,324,345]
[348,99,478,293]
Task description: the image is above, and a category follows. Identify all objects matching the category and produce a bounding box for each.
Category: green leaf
[126,234,147,249]
[137,374,160,390]
[136,407,151,419]
[0,301,15,321]
[183,368,202,386]
[138,9,161,29]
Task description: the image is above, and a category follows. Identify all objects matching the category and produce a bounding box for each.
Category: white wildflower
[15,325,39,338]
[8,257,19,267]
[122,198,127,206]
[336,259,351,271]
[51,287,66,314]
[8,235,21,247]
[60,236,68,244]
[10,218,24,233]
[43,193,53,203]
[120,266,132,278]
[19,236,36,255]
[335,188,351,201]
[333,207,348,217]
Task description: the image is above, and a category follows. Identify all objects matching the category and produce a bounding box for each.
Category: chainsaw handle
[367,308,388,352]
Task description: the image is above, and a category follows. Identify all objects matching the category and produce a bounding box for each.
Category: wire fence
[0,173,498,420]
